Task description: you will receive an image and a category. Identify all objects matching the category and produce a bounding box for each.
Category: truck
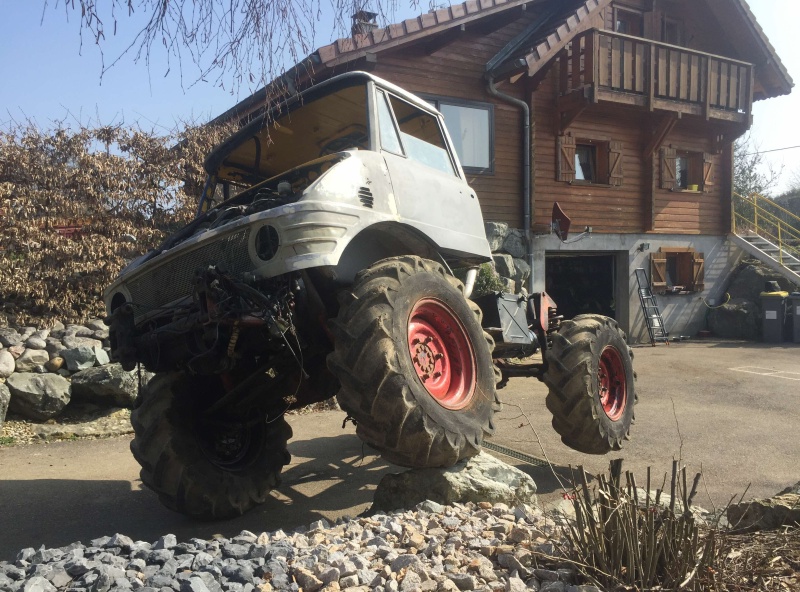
[104,72,636,519]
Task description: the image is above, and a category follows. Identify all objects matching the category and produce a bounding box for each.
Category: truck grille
[126,229,252,320]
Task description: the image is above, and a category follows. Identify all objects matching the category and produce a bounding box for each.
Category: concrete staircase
[730,232,800,285]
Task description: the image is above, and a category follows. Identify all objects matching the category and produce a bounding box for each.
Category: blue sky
[1,0,797,191]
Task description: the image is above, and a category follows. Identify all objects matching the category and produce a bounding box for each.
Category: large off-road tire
[130,372,292,519]
[543,314,637,455]
[327,256,500,468]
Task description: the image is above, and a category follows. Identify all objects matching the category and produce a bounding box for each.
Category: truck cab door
[374,88,490,259]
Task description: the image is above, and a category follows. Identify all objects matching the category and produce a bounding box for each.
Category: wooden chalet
[211,0,792,342]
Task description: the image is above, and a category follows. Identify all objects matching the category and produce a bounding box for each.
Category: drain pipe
[487,76,534,294]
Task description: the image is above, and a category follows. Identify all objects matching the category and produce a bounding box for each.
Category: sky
[1,0,798,192]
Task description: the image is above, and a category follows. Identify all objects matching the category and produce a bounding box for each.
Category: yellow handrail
[732,192,800,264]
[734,191,800,228]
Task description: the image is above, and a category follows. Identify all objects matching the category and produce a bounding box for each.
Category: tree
[733,133,781,198]
[46,0,422,90]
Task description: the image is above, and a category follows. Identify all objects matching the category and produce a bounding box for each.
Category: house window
[425,97,494,174]
[558,135,624,186]
[663,17,684,45]
[575,144,598,182]
[661,148,714,192]
[650,249,705,293]
[614,7,643,36]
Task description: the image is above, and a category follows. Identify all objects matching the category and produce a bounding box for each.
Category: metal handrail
[732,193,800,266]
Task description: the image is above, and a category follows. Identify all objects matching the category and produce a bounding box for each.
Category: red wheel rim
[407,299,477,410]
[598,345,628,421]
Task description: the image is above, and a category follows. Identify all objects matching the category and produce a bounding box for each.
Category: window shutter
[660,147,677,190]
[690,252,705,292]
[558,135,576,183]
[702,153,714,192]
[650,253,668,289]
[608,141,624,186]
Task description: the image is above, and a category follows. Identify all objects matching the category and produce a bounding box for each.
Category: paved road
[2,340,798,561]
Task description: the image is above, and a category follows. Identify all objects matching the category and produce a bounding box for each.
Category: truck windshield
[216,83,369,185]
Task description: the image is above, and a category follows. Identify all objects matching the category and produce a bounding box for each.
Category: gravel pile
[0,501,600,592]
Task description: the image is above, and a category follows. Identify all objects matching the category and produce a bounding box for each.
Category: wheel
[130,372,292,519]
[543,314,637,454]
[327,256,500,468]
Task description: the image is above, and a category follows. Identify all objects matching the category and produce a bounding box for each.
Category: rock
[93,346,110,366]
[499,277,516,293]
[45,338,65,355]
[25,336,48,350]
[502,230,527,259]
[86,319,108,332]
[0,349,15,378]
[0,383,10,431]
[512,259,530,293]
[708,298,759,340]
[727,493,800,531]
[62,335,103,350]
[778,481,800,495]
[6,373,71,420]
[484,222,509,252]
[371,452,537,513]
[71,364,142,408]
[45,357,64,372]
[417,500,444,514]
[15,349,50,373]
[22,576,57,592]
[65,324,94,337]
[8,344,26,359]
[0,328,23,348]
[492,255,515,280]
[61,347,99,372]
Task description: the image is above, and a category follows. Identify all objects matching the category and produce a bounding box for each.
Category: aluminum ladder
[634,268,669,346]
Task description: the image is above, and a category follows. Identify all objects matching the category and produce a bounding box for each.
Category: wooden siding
[533,68,728,235]
[366,12,539,228]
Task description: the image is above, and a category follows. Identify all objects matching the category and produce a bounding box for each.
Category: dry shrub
[0,119,236,326]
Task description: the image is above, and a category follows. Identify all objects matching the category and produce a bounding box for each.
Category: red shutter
[660,147,677,190]
[650,253,668,289]
[702,153,714,192]
[690,252,705,292]
[558,134,576,183]
[608,141,624,186]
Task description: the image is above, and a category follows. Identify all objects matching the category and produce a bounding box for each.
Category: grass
[0,435,17,446]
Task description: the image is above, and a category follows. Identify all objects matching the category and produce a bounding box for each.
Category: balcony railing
[558,30,754,122]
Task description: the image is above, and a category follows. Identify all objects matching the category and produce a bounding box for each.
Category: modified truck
[104,72,636,519]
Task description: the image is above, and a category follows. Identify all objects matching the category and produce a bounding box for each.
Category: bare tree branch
[45,0,425,91]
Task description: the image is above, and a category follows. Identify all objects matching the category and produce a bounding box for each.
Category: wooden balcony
[558,30,754,125]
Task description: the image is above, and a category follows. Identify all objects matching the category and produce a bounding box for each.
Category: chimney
[351,10,379,36]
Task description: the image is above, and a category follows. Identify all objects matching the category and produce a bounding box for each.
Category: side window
[385,94,456,176]
[651,249,705,292]
[377,91,403,155]
[661,148,713,192]
[557,134,624,185]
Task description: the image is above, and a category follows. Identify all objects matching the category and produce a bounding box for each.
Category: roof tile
[404,17,422,33]
[372,28,389,44]
[388,22,405,38]
[434,7,453,23]
[465,0,480,15]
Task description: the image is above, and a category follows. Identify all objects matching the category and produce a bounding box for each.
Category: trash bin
[788,292,800,344]
[760,290,788,343]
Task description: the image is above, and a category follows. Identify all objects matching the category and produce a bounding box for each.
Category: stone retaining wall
[0,320,147,431]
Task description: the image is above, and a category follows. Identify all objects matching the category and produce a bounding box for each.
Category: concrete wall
[527,232,744,344]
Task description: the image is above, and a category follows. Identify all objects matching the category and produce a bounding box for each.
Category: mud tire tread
[327,256,499,468]
[130,372,292,519]
[543,314,637,455]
